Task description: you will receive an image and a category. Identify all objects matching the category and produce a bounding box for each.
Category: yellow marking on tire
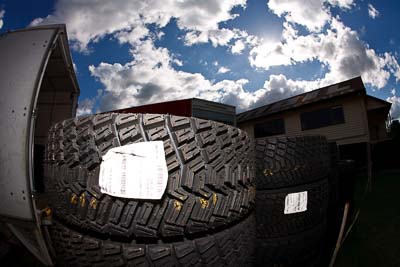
[70,193,78,205]
[79,193,85,207]
[200,198,209,209]
[174,200,182,211]
[89,198,97,209]
[212,193,217,206]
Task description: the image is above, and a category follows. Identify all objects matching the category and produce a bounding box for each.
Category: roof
[237,76,366,123]
[110,97,235,114]
[366,95,392,113]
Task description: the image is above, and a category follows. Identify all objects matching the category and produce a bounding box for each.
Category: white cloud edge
[0,9,5,29]
[217,66,231,74]
[368,3,380,19]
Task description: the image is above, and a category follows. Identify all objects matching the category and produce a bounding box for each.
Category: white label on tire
[99,141,168,199]
[284,191,308,214]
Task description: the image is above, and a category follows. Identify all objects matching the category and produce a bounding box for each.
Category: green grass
[334,170,400,267]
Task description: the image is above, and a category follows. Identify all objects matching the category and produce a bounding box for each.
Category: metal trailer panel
[0,24,80,266]
[0,28,58,221]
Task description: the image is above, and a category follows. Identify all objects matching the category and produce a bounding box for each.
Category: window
[254,118,285,138]
[300,106,345,130]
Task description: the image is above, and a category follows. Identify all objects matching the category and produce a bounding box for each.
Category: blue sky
[0,0,399,119]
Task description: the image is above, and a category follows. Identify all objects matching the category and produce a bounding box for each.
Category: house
[236,76,392,166]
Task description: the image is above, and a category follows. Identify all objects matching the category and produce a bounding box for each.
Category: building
[113,98,236,126]
[237,77,392,166]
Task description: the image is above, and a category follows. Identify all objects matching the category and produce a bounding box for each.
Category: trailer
[0,24,79,266]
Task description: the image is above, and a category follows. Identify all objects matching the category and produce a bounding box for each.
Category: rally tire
[255,178,329,239]
[44,113,255,239]
[255,136,329,189]
[51,214,256,267]
[255,220,326,267]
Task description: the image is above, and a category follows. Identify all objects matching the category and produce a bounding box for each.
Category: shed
[113,98,236,126]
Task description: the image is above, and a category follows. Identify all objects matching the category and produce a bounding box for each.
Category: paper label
[284,191,308,214]
[99,141,168,199]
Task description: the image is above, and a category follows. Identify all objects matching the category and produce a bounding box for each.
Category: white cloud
[87,38,296,113]
[30,0,246,52]
[89,39,213,111]
[249,16,399,90]
[76,98,96,116]
[251,74,321,108]
[231,39,246,54]
[368,3,379,19]
[217,66,231,74]
[326,0,354,9]
[267,0,332,32]
[0,9,5,29]
[387,95,400,120]
[114,24,150,45]
[391,88,396,96]
[249,40,292,70]
[185,28,240,47]
[28,0,398,116]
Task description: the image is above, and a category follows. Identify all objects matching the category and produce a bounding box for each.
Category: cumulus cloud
[326,0,354,9]
[387,95,400,120]
[368,4,379,19]
[89,39,211,111]
[217,66,231,74]
[29,0,399,116]
[268,0,330,32]
[30,0,246,52]
[251,74,321,108]
[249,16,398,90]
[0,9,5,29]
[76,98,96,116]
[87,37,308,113]
[267,0,354,32]
[231,39,246,54]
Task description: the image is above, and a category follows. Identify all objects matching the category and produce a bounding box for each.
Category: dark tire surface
[255,219,326,267]
[255,178,329,239]
[51,214,256,267]
[255,136,329,189]
[44,113,255,239]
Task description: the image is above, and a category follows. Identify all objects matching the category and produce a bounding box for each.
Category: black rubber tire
[255,178,329,239]
[44,113,255,239]
[255,136,330,189]
[255,219,326,267]
[51,214,256,267]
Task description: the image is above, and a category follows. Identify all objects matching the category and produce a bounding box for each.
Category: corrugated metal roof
[237,76,366,123]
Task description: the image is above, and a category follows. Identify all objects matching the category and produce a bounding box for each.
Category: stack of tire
[254,136,331,267]
[43,113,256,266]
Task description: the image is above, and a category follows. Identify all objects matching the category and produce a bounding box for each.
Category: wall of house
[368,111,389,141]
[238,95,370,145]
